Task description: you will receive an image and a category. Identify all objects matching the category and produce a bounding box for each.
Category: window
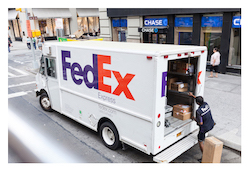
[46,58,56,78]
[39,55,45,75]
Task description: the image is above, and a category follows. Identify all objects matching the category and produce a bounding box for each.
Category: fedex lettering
[62,51,135,101]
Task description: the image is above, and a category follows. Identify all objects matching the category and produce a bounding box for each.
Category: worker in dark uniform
[188,92,215,159]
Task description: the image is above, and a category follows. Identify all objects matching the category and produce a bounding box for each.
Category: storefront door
[143,33,167,44]
[204,33,221,61]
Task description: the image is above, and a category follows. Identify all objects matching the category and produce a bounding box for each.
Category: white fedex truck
[35,41,207,162]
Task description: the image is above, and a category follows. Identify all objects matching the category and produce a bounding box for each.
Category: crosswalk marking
[8,66,29,76]
[8,81,36,88]
[8,72,16,77]
[8,66,29,78]
[8,91,32,99]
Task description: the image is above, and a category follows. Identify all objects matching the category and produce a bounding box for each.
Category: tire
[100,122,121,150]
[39,93,53,112]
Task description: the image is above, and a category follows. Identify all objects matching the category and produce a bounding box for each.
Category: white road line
[8,75,29,79]
[8,91,32,99]
[8,66,29,76]
[8,72,16,77]
[13,60,24,64]
[8,81,36,88]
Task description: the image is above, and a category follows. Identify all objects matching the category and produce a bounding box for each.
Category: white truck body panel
[36,41,207,158]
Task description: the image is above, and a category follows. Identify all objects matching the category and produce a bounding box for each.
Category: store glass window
[63,18,70,35]
[77,17,100,36]
[112,18,127,42]
[174,16,193,45]
[201,15,223,62]
[179,32,192,45]
[204,33,221,62]
[230,29,241,66]
[229,15,241,66]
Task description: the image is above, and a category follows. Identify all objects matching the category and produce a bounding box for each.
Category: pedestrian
[32,37,37,50]
[37,36,44,50]
[8,35,12,53]
[209,47,221,78]
[188,92,215,162]
[27,37,31,49]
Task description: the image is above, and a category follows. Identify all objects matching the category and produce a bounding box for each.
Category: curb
[208,133,241,152]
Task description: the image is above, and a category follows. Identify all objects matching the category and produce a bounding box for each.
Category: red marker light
[164,55,168,59]
[184,52,188,56]
[147,56,152,59]
[158,114,161,118]
[177,54,181,57]
[201,50,205,53]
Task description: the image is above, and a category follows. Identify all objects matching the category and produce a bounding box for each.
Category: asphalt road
[8,45,241,163]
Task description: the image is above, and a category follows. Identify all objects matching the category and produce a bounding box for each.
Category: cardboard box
[176,62,194,74]
[167,77,177,90]
[171,82,188,92]
[176,62,188,74]
[173,111,191,120]
[173,104,192,120]
[202,136,223,163]
[173,104,191,113]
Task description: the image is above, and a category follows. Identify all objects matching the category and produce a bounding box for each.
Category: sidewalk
[204,72,241,152]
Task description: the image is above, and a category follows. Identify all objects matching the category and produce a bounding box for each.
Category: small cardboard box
[173,111,191,120]
[173,104,191,113]
[171,82,188,92]
[176,62,194,74]
[176,62,188,74]
[167,78,177,90]
[202,136,223,163]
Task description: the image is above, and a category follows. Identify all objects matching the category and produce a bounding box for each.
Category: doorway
[143,33,167,44]
[178,32,192,45]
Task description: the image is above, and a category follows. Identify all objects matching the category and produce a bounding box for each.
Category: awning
[32,8,72,19]
[8,10,18,20]
[76,8,99,17]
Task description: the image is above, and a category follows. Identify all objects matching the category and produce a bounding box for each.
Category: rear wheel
[40,93,53,112]
[100,122,121,150]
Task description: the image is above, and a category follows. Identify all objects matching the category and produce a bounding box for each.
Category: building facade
[8,8,100,42]
[99,8,241,74]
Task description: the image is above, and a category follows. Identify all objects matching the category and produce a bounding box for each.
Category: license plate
[177,132,182,137]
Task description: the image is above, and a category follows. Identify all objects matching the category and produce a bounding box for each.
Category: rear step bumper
[153,130,198,163]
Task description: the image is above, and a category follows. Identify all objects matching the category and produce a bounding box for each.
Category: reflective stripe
[200,108,211,116]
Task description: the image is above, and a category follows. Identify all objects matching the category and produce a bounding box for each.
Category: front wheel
[40,93,53,112]
[100,122,121,150]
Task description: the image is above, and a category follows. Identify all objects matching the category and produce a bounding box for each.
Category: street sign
[29,16,38,20]
[26,20,32,37]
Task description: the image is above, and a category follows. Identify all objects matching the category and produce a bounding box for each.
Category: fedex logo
[62,51,135,101]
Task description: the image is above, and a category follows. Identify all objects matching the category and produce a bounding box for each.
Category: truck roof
[47,41,207,56]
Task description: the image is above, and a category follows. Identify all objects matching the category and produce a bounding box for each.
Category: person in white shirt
[209,47,221,78]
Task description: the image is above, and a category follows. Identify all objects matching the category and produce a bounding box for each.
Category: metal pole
[25,8,38,70]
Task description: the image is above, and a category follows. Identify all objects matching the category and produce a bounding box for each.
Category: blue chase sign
[232,16,241,28]
[144,18,168,27]
[201,16,223,27]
